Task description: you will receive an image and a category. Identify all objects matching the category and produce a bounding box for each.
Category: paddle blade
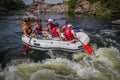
[24,44,30,54]
[84,44,93,55]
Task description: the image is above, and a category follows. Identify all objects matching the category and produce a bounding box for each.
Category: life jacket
[35,23,42,32]
[47,23,53,32]
[52,27,59,38]
[64,28,75,41]
[22,22,31,35]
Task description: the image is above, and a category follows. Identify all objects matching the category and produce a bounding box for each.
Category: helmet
[65,21,69,24]
[67,24,72,28]
[48,18,53,22]
[54,22,59,26]
[37,19,42,22]
[24,18,30,22]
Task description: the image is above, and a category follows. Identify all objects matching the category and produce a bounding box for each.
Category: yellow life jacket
[22,22,31,35]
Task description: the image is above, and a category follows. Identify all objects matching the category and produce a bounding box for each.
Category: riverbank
[29,0,120,17]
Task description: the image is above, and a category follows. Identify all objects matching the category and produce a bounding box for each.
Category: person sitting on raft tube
[64,24,77,43]
[51,23,63,41]
[47,18,54,34]
[62,21,69,32]
[22,18,32,36]
[34,19,42,38]
[22,18,37,38]
[41,28,51,40]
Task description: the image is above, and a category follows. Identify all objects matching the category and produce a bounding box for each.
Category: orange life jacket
[22,22,31,35]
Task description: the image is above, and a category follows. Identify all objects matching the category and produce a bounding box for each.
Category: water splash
[0,47,120,80]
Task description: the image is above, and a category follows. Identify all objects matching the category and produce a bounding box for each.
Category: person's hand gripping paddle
[24,26,36,55]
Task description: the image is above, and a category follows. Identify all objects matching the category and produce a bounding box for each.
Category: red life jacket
[35,23,42,32]
[52,27,59,38]
[64,28,75,41]
[47,23,53,32]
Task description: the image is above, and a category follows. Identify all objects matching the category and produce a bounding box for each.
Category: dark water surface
[0,13,120,80]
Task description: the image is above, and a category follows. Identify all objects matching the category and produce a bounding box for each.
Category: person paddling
[22,18,37,38]
[64,24,77,43]
[51,23,63,41]
[34,19,42,38]
[62,21,69,32]
[47,18,54,34]
[22,18,32,37]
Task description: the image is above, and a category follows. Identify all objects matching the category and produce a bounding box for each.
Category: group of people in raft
[22,18,77,43]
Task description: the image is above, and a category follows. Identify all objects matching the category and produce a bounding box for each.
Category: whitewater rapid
[0,47,120,80]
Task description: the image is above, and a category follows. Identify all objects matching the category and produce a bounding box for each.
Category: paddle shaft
[24,26,37,54]
[28,26,37,44]
[77,38,84,45]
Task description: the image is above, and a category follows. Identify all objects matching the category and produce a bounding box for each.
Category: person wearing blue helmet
[22,18,37,38]
[22,18,32,36]
[51,22,63,41]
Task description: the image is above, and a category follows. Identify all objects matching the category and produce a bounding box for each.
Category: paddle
[77,38,93,55]
[24,26,36,55]
[24,37,32,55]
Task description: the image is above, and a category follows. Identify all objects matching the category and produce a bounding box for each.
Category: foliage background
[0,0,26,11]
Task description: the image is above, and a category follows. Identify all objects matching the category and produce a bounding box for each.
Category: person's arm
[61,24,66,32]
[48,25,52,34]
[71,30,77,39]
[23,26,29,37]
[57,29,63,41]
[61,25,64,30]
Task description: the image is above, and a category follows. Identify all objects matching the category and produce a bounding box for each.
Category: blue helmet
[37,19,42,22]
[54,22,59,26]
[24,18,30,22]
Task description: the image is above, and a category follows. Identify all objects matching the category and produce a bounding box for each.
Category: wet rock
[48,4,68,13]
[112,20,120,25]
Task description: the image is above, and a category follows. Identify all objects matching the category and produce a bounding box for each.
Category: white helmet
[48,18,53,22]
[67,24,72,28]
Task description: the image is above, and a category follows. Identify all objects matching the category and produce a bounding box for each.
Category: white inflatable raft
[22,32,90,52]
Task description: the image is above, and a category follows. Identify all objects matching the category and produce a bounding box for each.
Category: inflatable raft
[22,31,90,52]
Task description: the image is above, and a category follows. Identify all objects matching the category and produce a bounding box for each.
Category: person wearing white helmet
[64,24,77,43]
[47,18,54,34]
[67,24,72,28]
[48,18,53,22]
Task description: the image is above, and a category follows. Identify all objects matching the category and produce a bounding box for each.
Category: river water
[0,12,120,80]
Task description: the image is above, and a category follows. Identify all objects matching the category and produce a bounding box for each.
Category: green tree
[101,0,120,12]
[0,0,26,11]
[89,0,98,3]
[68,0,77,17]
